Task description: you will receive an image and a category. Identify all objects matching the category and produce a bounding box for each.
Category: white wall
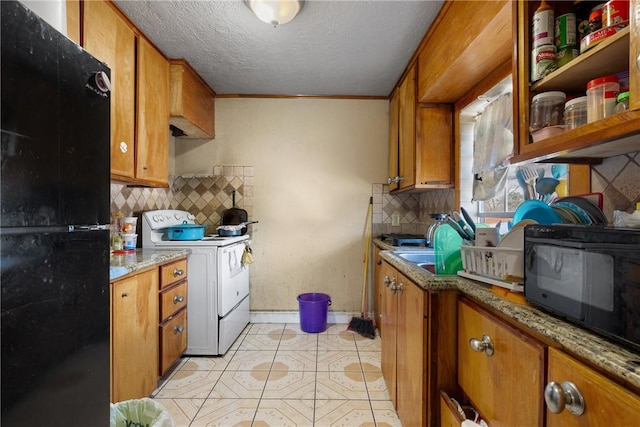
[174,98,389,311]
[19,0,67,35]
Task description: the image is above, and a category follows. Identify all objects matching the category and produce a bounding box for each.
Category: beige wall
[174,98,389,311]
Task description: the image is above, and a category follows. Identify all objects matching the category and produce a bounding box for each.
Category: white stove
[142,210,249,247]
[142,210,251,355]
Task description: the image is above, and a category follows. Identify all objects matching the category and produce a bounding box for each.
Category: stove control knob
[152,215,160,222]
[175,213,182,220]
[187,214,195,220]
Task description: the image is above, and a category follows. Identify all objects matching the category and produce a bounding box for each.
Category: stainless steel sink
[394,251,435,264]
[393,250,436,273]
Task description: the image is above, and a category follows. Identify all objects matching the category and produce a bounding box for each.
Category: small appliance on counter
[524,224,640,352]
[378,233,427,247]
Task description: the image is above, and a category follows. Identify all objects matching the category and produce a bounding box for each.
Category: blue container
[297,293,331,333]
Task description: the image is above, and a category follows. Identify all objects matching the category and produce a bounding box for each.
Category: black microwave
[524,224,640,352]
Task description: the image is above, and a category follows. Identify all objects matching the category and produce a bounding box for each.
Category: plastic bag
[110,398,174,427]
[613,209,640,228]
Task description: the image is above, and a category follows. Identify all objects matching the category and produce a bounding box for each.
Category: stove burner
[379,233,427,247]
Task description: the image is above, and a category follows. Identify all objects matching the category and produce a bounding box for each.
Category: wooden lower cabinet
[379,259,457,426]
[160,307,187,374]
[545,348,640,426]
[396,271,426,427]
[457,298,544,427]
[158,258,188,375]
[381,263,423,423]
[111,268,159,402]
[380,261,399,407]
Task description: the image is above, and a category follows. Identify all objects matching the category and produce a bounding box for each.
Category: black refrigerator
[1,2,111,425]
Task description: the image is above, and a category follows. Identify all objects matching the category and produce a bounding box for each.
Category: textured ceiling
[112,0,444,97]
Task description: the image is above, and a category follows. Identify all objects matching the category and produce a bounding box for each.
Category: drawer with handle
[160,257,187,289]
[160,280,187,320]
[160,307,187,374]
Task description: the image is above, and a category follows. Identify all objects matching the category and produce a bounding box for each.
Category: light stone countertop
[109,248,191,281]
[374,238,640,392]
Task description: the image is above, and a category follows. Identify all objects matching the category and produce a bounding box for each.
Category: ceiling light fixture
[245,0,304,27]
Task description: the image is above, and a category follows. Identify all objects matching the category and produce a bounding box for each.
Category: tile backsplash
[110,166,254,235]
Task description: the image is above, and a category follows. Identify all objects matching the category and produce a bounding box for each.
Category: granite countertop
[109,248,192,281]
[374,238,640,391]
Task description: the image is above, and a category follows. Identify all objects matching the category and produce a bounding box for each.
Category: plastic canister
[613,91,630,113]
[586,75,620,122]
[602,0,629,29]
[530,91,566,133]
[564,96,588,129]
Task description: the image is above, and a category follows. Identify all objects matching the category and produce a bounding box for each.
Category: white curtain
[472,92,513,202]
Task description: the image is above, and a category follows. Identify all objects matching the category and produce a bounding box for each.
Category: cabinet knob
[544,381,585,416]
[376,260,382,265]
[173,268,184,277]
[173,325,185,333]
[469,334,494,356]
[395,281,404,295]
[173,295,185,304]
[121,292,130,298]
[383,275,392,287]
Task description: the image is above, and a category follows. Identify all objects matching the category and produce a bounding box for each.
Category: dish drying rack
[458,245,524,292]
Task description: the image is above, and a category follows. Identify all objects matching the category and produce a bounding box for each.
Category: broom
[347,197,376,339]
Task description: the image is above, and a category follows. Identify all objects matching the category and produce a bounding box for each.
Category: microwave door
[528,245,584,320]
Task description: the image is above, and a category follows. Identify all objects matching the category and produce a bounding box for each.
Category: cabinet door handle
[173,325,185,333]
[173,295,185,304]
[121,292,130,298]
[544,381,585,415]
[173,268,184,277]
[387,176,404,184]
[395,281,404,295]
[469,334,494,356]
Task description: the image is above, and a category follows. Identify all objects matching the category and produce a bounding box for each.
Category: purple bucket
[297,293,332,333]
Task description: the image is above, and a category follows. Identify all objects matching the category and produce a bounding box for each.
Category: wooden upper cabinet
[416,104,453,188]
[398,65,417,190]
[83,0,136,179]
[389,64,454,193]
[388,91,400,192]
[417,0,513,103]
[65,0,81,44]
[545,348,640,427]
[513,0,640,163]
[136,37,170,186]
[169,59,216,139]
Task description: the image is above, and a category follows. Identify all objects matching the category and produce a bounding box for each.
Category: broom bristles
[347,316,376,339]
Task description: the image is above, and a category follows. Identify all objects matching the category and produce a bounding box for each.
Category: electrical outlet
[391,213,400,226]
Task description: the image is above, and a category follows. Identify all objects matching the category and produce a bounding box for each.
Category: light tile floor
[151,323,402,426]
